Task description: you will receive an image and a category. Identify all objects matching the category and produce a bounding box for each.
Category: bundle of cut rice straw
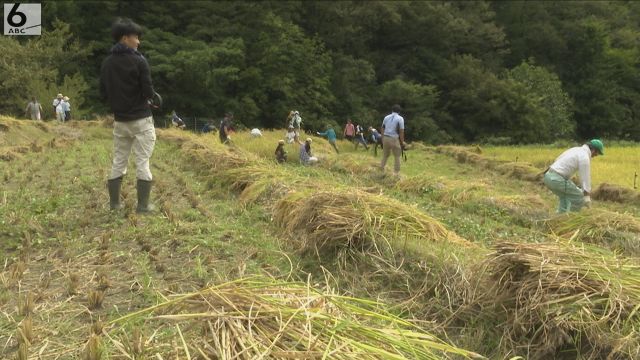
[109,277,484,359]
[484,241,640,358]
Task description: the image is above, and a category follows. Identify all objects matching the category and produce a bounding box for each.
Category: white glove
[583,195,592,207]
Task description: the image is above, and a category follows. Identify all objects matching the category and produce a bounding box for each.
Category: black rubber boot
[136,179,155,213]
[107,177,123,210]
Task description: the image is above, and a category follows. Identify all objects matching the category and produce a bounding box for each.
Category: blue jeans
[543,171,584,213]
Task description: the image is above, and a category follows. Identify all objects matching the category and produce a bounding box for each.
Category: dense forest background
[1,1,639,144]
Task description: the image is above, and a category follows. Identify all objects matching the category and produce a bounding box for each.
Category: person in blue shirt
[369,127,382,156]
[316,124,339,154]
[380,104,405,175]
[201,121,216,133]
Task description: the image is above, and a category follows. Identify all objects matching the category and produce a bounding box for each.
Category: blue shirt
[317,128,337,142]
[371,130,381,142]
[382,112,404,138]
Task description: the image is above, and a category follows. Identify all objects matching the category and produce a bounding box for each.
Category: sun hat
[306,138,312,143]
[278,140,285,144]
[57,94,63,98]
[63,96,69,101]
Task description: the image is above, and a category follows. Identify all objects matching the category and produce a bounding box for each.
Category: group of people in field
[24,93,72,122]
[98,17,601,216]
[273,105,405,175]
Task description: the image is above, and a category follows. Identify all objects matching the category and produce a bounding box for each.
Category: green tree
[439,55,542,143]
[507,61,575,141]
[0,22,89,118]
[377,78,448,144]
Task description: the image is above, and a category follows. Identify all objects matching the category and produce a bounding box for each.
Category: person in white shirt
[250,128,262,137]
[543,139,604,213]
[62,96,71,121]
[25,97,43,120]
[52,93,63,120]
[380,104,405,175]
[285,125,297,144]
[56,98,66,122]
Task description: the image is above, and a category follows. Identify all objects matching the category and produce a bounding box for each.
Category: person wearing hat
[543,139,604,213]
[316,124,339,154]
[291,110,302,131]
[100,18,157,213]
[52,94,63,120]
[299,138,318,165]
[274,139,287,163]
[55,96,66,122]
[62,96,72,121]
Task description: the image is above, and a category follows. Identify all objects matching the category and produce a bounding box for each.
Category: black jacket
[100,43,154,121]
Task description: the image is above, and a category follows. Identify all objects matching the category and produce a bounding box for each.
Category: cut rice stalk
[273,189,471,256]
[483,240,640,358]
[108,277,484,359]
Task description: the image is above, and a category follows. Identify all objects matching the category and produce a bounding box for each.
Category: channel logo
[4,3,41,35]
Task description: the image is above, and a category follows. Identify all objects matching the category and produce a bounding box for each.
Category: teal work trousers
[543,171,584,213]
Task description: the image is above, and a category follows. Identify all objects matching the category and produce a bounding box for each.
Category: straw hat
[63,96,69,101]
[306,138,312,143]
[278,140,285,144]
[57,93,63,98]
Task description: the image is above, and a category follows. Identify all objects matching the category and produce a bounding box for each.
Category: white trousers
[109,116,156,181]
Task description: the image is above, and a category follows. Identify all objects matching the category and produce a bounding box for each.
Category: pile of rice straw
[107,277,484,359]
[483,241,640,358]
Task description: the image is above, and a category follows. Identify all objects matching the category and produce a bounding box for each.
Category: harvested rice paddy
[2,117,640,359]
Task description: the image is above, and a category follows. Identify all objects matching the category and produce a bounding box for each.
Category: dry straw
[483,240,640,358]
[544,209,640,254]
[220,164,301,205]
[592,182,640,205]
[273,189,471,256]
[108,277,484,359]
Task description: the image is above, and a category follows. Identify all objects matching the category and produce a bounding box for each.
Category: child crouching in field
[275,140,287,163]
[299,138,318,165]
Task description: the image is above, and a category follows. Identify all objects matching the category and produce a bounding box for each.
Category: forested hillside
[1,1,639,143]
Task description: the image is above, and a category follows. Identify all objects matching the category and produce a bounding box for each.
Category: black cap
[111,18,143,42]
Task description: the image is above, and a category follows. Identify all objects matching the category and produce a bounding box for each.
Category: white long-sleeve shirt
[549,144,592,193]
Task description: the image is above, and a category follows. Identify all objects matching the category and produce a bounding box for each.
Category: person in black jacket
[100,18,156,213]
